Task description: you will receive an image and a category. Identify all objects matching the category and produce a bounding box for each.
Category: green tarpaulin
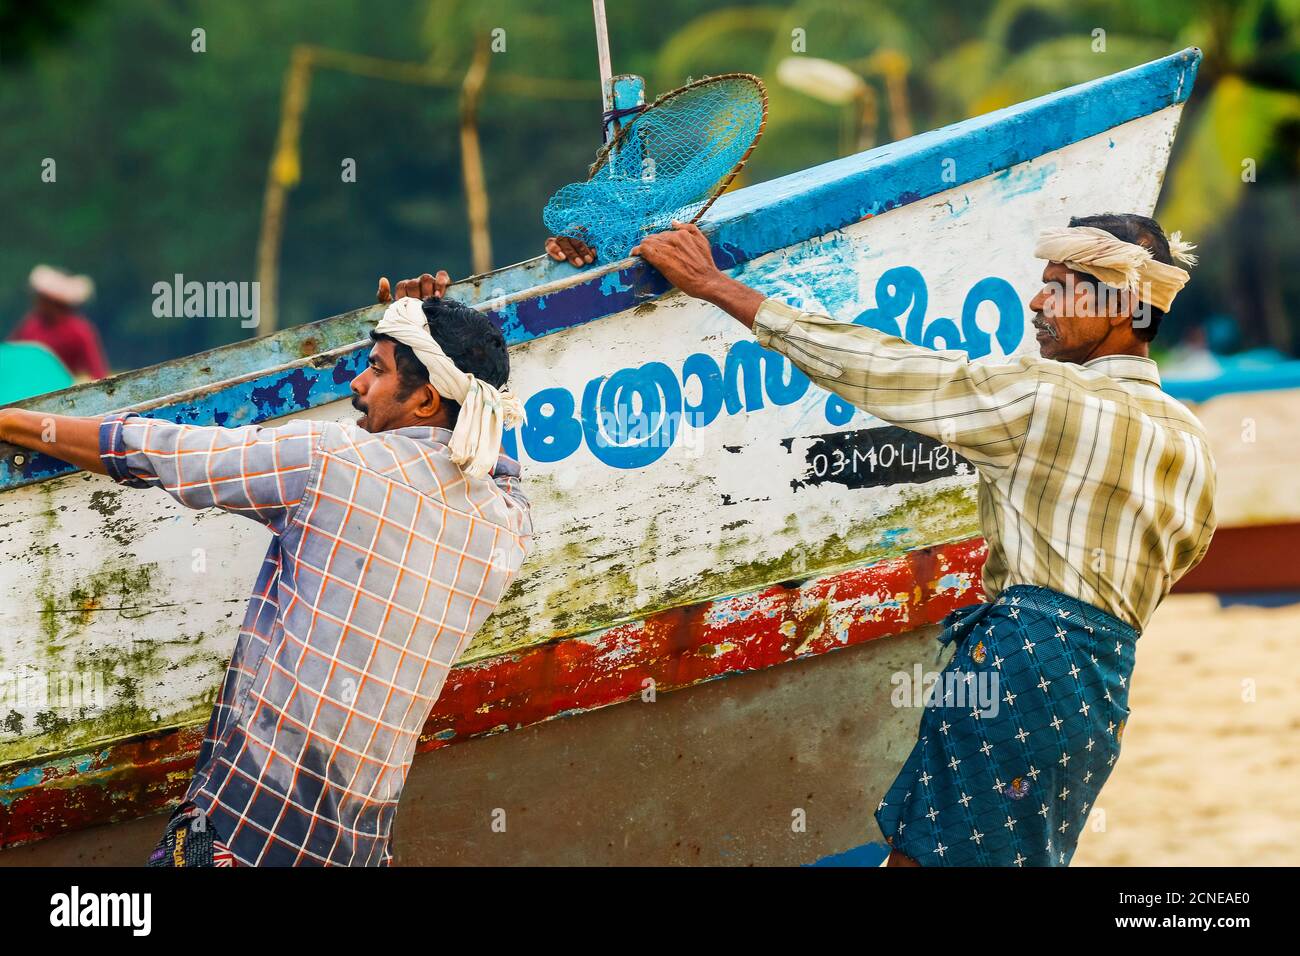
[0,341,75,404]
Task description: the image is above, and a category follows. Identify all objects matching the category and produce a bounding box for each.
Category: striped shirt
[753,298,1217,631]
[100,412,532,865]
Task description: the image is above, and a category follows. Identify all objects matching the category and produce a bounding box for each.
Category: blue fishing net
[543,74,767,262]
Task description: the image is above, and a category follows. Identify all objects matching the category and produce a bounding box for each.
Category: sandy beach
[1073,591,1300,866]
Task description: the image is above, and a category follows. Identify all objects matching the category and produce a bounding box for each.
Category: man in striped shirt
[0,271,532,865]
[630,214,1217,866]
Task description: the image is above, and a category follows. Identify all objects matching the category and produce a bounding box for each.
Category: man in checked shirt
[0,270,532,866]
[621,215,1218,867]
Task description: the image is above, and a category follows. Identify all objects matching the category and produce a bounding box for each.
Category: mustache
[1033,314,1061,340]
[351,395,367,412]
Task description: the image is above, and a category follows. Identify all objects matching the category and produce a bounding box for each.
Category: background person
[7,264,110,381]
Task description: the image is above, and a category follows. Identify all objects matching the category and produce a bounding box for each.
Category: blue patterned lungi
[875,583,1138,866]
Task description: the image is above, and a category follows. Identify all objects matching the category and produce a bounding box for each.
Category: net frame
[566,72,769,249]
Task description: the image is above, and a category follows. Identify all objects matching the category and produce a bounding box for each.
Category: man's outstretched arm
[632,222,1041,477]
[2,271,444,514]
[2,406,320,532]
[0,410,108,474]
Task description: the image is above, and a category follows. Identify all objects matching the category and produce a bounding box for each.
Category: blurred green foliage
[2,0,1297,370]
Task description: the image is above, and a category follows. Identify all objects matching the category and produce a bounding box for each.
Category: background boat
[1164,363,1300,593]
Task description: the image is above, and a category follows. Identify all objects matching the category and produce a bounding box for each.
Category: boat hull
[0,51,1202,860]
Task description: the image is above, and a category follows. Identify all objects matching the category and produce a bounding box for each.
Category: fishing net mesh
[543,73,768,261]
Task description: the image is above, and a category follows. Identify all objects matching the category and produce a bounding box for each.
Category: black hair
[369,297,510,423]
[1066,213,1174,343]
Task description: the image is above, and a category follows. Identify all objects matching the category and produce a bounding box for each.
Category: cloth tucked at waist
[939,583,1139,655]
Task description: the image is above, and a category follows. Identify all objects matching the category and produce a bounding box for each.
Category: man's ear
[413,383,442,420]
[1108,291,1138,330]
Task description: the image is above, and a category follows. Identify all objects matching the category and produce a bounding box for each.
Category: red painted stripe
[0,727,206,850]
[419,538,988,748]
[0,537,987,850]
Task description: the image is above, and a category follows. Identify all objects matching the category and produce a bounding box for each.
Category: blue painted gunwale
[0,48,1201,492]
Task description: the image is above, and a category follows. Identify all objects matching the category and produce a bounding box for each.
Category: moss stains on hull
[463,480,978,664]
[5,529,222,764]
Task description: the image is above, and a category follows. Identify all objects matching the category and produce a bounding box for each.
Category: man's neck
[1079,334,1149,364]
[387,413,454,432]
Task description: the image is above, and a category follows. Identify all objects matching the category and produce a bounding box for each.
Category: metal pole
[592,0,613,110]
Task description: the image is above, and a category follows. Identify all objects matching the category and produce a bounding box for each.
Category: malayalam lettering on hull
[502,265,1023,470]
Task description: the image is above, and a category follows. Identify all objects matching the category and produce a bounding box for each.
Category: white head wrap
[373,296,525,478]
[1033,225,1197,312]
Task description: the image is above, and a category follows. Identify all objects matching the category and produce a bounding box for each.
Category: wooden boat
[0,49,1204,865]
[1165,366,1300,594]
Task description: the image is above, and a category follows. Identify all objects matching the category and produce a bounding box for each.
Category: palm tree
[925,0,1300,353]
[642,0,1300,350]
